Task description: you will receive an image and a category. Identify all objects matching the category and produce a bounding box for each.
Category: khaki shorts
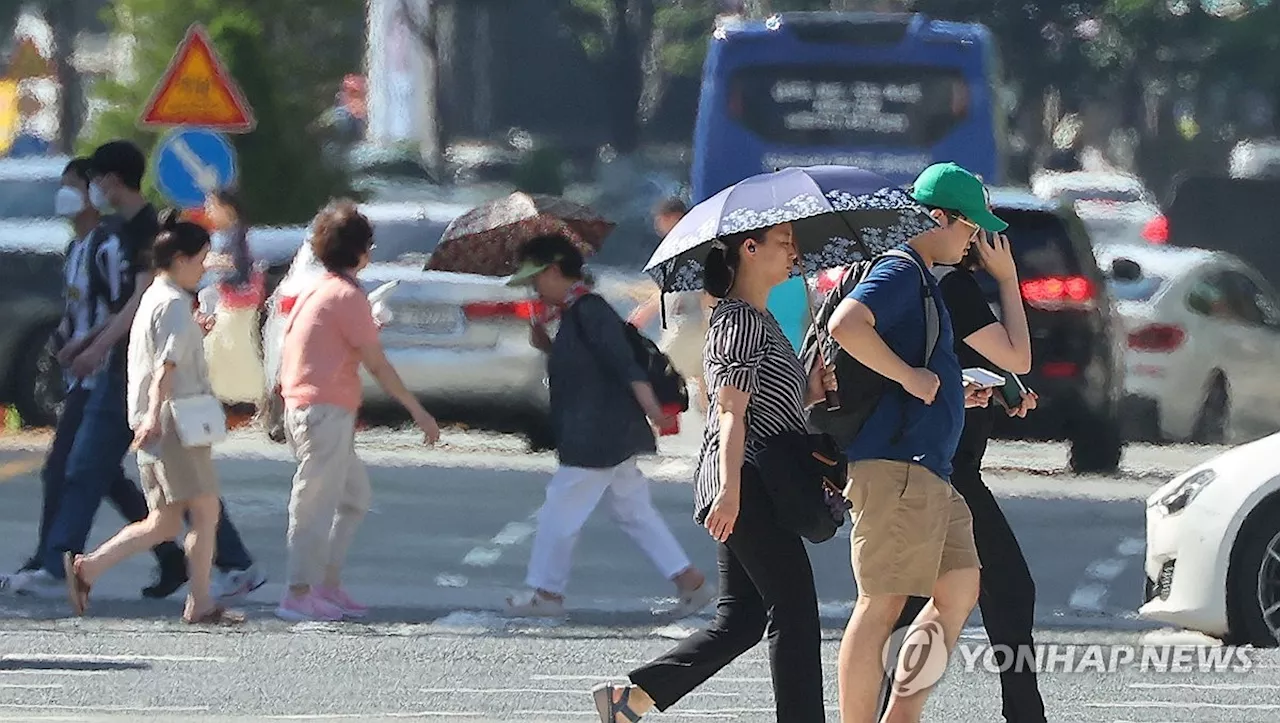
[138,428,219,510]
[843,459,980,597]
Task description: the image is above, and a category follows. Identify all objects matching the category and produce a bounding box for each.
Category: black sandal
[591,683,643,722]
[62,552,90,616]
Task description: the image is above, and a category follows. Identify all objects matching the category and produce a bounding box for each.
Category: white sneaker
[213,566,268,603]
[504,589,566,617]
[666,582,716,620]
[4,569,63,599]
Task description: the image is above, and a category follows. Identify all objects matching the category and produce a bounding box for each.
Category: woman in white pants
[504,233,713,619]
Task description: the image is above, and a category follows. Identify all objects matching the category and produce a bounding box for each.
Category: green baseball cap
[910,162,1008,233]
[506,259,551,286]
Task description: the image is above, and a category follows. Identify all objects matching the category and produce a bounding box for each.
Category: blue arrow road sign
[154,127,237,209]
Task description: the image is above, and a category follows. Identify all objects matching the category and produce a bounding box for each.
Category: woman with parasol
[589,166,937,722]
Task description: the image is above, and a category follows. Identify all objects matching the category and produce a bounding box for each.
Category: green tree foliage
[80,0,364,225]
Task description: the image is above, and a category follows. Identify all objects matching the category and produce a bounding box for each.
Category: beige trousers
[283,404,372,588]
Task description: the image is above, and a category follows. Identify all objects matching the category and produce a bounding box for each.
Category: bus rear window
[728,64,969,147]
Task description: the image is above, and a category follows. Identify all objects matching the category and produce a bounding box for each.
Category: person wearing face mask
[16,141,264,605]
[2,159,185,593]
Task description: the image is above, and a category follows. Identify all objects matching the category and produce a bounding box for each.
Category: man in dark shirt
[881,226,1046,723]
[37,141,263,602]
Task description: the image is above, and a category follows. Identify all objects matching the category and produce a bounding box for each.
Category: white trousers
[525,458,691,596]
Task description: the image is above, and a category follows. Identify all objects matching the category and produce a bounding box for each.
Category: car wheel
[523,415,555,453]
[1069,413,1123,474]
[1226,496,1280,647]
[13,324,64,428]
[1191,376,1230,445]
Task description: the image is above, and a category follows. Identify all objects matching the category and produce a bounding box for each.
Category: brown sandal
[183,606,246,626]
[62,552,90,616]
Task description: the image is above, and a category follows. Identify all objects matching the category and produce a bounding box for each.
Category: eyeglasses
[954,216,985,244]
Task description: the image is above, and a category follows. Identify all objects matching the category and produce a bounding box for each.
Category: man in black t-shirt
[41,141,264,603]
[881,230,1047,723]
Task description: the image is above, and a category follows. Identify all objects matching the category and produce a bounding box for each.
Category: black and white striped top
[694,298,810,524]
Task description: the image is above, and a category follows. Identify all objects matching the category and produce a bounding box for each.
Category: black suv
[979,189,1126,472]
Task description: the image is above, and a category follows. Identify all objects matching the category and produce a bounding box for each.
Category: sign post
[140,24,256,207]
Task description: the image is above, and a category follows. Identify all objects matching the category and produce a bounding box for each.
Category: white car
[1141,432,1280,645]
[1096,242,1280,444]
[261,200,558,448]
[1031,170,1157,207]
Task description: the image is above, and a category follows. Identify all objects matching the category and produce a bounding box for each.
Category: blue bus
[691,12,1008,348]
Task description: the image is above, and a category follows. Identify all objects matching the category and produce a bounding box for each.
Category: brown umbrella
[425,192,616,276]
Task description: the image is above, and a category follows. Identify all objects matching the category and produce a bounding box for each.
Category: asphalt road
[0,423,1246,721]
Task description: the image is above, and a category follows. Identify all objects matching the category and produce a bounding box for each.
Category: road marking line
[1069,537,1147,614]
[0,455,42,484]
[1085,558,1127,581]
[461,548,500,567]
[0,683,62,689]
[1129,682,1280,690]
[531,675,771,683]
[491,521,536,546]
[0,669,111,677]
[461,512,538,568]
[2,653,227,663]
[1090,702,1280,710]
[1067,583,1107,613]
[265,714,484,720]
[1118,537,1145,556]
[419,687,739,697]
[0,705,210,712]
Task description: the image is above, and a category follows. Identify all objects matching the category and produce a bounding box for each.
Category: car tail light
[1142,215,1168,244]
[278,295,298,315]
[1128,323,1185,353]
[1020,275,1095,310]
[1040,361,1078,378]
[463,300,544,321]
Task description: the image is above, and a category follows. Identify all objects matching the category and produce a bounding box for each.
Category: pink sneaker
[316,585,368,619]
[275,593,344,622]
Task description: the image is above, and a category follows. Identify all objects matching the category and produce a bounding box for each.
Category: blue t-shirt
[844,245,965,481]
[766,276,809,352]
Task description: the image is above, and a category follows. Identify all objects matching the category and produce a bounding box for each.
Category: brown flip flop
[62,552,90,616]
[183,606,247,626]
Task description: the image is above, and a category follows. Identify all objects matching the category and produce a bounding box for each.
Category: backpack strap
[880,249,940,367]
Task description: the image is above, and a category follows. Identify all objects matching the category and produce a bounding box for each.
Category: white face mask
[54,186,85,217]
[89,182,110,210]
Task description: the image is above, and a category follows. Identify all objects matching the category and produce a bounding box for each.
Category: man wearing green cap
[827,162,1008,723]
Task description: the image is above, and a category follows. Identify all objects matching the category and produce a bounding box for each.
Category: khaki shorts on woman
[137,418,220,510]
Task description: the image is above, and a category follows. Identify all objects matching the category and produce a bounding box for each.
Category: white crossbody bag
[167,395,228,447]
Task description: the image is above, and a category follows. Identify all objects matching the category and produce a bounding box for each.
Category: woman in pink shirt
[276,200,441,622]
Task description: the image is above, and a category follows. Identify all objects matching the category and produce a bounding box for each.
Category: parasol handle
[824,389,841,411]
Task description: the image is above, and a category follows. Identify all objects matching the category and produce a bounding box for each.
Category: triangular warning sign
[139,24,256,132]
[7,37,53,79]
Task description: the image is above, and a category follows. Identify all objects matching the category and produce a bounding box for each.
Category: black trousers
[881,444,1046,723]
[630,467,825,722]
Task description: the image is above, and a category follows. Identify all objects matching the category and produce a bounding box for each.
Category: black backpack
[800,250,940,449]
[570,294,690,413]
